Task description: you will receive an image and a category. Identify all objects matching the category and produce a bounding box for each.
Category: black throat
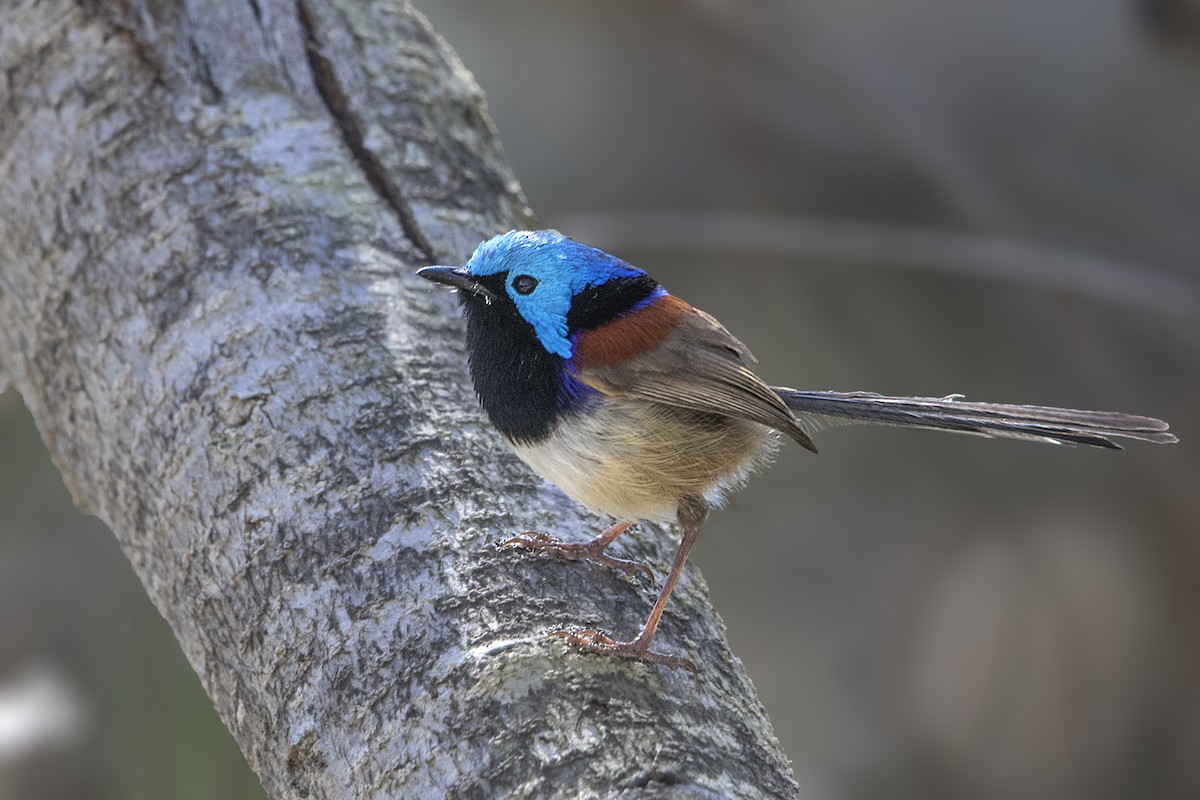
[460,273,659,444]
[461,273,561,444]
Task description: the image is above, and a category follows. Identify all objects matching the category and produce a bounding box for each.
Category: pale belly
[510,398,776,523]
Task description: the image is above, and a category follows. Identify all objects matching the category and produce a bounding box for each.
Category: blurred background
[2,0,1198,798]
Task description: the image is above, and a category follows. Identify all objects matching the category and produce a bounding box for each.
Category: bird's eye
[511,274,539,295]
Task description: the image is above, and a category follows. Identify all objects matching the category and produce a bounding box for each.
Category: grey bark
[0,1,799,798]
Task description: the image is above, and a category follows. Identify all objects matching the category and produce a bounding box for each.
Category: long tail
[774,389,1177,450]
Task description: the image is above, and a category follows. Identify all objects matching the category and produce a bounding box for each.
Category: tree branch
[0,1,798,797]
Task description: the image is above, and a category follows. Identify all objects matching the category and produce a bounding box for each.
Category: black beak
[417,266,498,304]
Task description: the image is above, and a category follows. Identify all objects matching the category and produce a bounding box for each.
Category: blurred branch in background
[676,0,1022,232]
[0,662,87,800]
[0,662,86,759]
[560,210,1200,319]
[1139,0,1200,43]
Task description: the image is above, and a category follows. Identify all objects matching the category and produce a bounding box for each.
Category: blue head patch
[464,230,646,358]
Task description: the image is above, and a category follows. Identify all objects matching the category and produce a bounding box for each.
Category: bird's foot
[502,531,654,584]
[549,628,697,672]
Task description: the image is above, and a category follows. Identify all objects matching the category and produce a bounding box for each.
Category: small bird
[419,230,1177,670]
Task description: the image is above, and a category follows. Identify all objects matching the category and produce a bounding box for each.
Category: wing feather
[575,302,818,452]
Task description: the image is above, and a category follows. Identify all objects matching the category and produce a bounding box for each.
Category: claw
[501,530,655,585]
[501,531,556,549]
[549,629,697,672]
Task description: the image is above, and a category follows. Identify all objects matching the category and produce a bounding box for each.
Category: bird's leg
[552,497,708,672]
[502,519,653,582]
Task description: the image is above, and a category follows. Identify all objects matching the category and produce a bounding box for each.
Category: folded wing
[573,296,818,452]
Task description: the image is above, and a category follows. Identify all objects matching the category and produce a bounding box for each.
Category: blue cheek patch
[515,290,574,359]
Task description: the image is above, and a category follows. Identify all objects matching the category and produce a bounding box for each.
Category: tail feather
[774,389,1177,450]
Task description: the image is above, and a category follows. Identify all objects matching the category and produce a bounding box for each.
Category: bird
[418,229,1177,671]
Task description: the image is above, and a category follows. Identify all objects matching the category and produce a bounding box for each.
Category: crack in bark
[80,0,170,81]
[295,0,435,263]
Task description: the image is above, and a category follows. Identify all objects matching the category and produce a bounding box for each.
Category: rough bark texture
[0,1,799,797]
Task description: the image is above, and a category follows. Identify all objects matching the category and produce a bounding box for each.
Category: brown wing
[574,297,818,452]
